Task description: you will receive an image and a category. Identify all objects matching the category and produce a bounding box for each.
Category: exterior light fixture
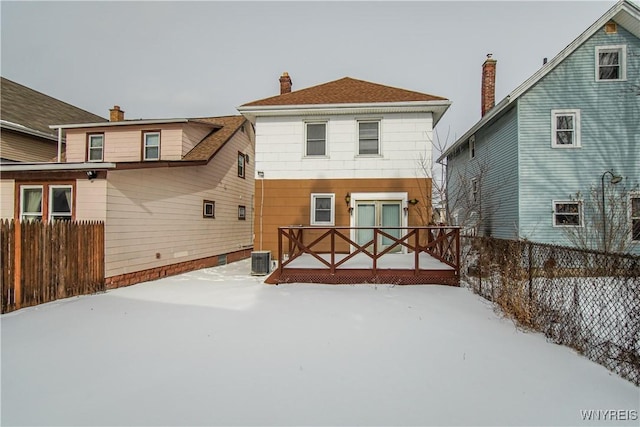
[86,170,97,180]
[601,170,623,252]
[345,193,351,205]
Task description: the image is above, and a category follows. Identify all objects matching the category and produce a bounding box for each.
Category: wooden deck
[266,226,461,286]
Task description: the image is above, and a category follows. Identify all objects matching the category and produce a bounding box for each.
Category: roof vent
[604,21,617,34]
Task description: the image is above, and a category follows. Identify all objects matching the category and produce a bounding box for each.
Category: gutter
[50,118,191,130]
[0,120,59,142]
[0,162,116,172]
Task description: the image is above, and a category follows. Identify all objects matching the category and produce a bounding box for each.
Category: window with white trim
[553,201,582,227]
[88,134,104,162]
[49,185,72,221]
[238,152,246,178]
[358,121,380,155]
[20,185,43,221]
[143,131,160,161]
[305,122,327,156]
[596,45,626,81]
[469,135,476,159]
[238,205,246,220]
[471,178,478,203]
[631,195,640,242]
[310,193,335,226]
[551,110,581,148]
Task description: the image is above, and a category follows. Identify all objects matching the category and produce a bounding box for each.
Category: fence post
[528,242,533,304]
[13,220,21,309]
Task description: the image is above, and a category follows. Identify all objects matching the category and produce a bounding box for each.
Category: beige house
[0,107,255,287]
[0,77,105,163]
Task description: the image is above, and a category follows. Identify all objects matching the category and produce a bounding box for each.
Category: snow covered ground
[2,259,638,426]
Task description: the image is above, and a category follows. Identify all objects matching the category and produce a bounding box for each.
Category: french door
[355,200,402,252]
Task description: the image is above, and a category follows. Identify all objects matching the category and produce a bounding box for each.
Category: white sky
[0,0,618,145]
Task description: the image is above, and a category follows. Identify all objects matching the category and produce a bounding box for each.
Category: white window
[310,193,335,226]
[20,185,43,221]
[49,185,72,221]
[471,178,478,203]
[143,132,160,161]
[596,45,626,81]
[305,122,327,156]
[469,135,476,159]
[358,121,380,155]
[203,200,215,218]
[631,195,640,242]
[553,200,582,227]
[88,134,104,162]
[238,152,247,178]
[551,110,581,148]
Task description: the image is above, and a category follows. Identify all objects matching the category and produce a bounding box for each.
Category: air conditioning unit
[251,251,271,276]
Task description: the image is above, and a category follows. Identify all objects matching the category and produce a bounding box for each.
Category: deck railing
[273,226,461,285]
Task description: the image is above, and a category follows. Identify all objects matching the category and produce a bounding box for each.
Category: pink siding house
[0,106,255,287]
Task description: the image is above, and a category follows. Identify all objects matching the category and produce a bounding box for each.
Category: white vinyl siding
[310,193,335,226]
[595,45,626,81]
[551,110,581,148]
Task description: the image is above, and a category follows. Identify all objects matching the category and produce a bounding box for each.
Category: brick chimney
[481,54,497,117]
[109,105,125,122]
[279,72,292,94]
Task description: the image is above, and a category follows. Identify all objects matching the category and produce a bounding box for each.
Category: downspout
[56,127,63,162]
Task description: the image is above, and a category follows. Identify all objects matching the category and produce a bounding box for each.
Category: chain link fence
[461,236,640,386]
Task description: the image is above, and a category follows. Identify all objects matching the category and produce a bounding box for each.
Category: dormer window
[143,131,160,161]
[87,134,104,162]
[596,45,626,81]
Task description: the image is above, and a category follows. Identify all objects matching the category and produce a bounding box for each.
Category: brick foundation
[105,248,253,289]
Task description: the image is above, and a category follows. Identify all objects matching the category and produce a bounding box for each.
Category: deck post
[372,228,378,275]
[455,228,461,278]
[414,227,420,275]
[278,228,283,275]
[330,230,335,274]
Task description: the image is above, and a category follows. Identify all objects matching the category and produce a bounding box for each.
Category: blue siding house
[439,0,640,254]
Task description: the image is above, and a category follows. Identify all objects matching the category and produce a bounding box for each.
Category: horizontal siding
[181,122,213,156]
[0,180,15,218]
[255,112,433,179]
[518,24,640,252]
[446,106,519,239]
[75,179,107,221]
[65,123,185,163]
[104,130,254,278]
[254,177,431,258]
[0,131,58,162]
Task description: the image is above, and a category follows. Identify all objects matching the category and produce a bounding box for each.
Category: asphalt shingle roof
[1,77,106,136]
[183,115,246,162]
[241,77,448,107]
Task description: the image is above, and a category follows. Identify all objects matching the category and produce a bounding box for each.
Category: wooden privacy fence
[1,219,105,314]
